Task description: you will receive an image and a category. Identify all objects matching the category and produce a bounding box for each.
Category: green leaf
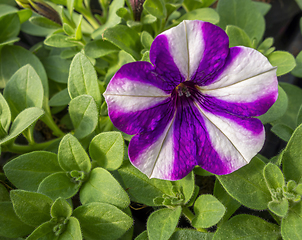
[17,9,32,24]
[192,195,225,228]
[257,85,288,124]
[3,151,62,191]
[21,12,55,37]
[0,184,9,202]
[42,56,71,83]
[170,229,212,240]
[268,51,296,76]
[271,123,294,142]
[63,23,75,36]
[0,13,20,43]
[213,214,280,240]
[217,157,271,210]
[273,82,302,129]
[91,0,124,39]
[118,161,174,206]
[69,95,98,139]
[84,40,119,58]
[135,230,148,240]
[103,25,141,60]
[0,107,44,145]
[73,202,133,240]
[75,15,82,40]
[173,8,219,25]
[26,220,56,240]
[281,201,302,239]
[140,31,154,50]
[0,202,34,238]
[297,105,302,126]
[258,37,274,54]
[3,64,43,119]
[68,52,102,107]
[253,1,271,16]
[44,34,78,48]
[292,50,302,77]
[29,16,61,29]
[172,171,195,204]
[37,172,81,200]
[104,50,135,83]
[263,163,285,192]
[49,88,71,107]
[51,197,72,219]
[217,0,265,42]
[0,93,11,132]
[10,190,53,227]
[58,134,91,173]
[0,45,48,100]
[59,217,82,240]
[80,167,130,208]
[296,0,302,10]
[89,132,124,171]
[147,207,181,240]
[282,123,302,183]
[225,25,252,48]
[213,180,240,225]
[268,198,289,217]
[143,0,166,19]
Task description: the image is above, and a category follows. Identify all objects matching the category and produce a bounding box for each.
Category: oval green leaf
[217,157,271,210]
[3,151,62,191]
[80,167,130,208]
[69,95,98,139]
[73,202,133,240]
[10,190,53,227]
[147,207,181,240]
[89,132,124,171]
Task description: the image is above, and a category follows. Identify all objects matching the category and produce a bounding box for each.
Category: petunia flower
[104,20,278,181]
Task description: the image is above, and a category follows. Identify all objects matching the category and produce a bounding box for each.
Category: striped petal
[150,21,229,83]
[104,62,172,135]
[128,94,264,180]
[194,101,265,174]
[199,46,278,117]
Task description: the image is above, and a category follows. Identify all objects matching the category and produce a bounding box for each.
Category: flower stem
[41,113,65,138]
[182,207,207,233]
[4,138,61,154]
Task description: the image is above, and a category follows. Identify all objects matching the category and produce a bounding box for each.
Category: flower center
[176,83,191,97]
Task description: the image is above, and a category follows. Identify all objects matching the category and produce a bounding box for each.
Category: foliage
[0,0,301,239]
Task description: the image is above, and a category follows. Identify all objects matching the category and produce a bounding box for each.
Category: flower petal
[198,46,278,117]
[150,21,229,83]
[104,62,173,135]
[202,46,277,89]
[128,93,263,180]
[194,101,265,174]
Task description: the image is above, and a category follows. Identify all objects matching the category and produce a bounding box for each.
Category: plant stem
[182,206,195,222]
[182,207,207,233]
[41,113,65,138]
[78,7,100,29]
[4,138,61,154]
[23,126,36,145]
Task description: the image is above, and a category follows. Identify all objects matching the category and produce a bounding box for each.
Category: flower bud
[129,0,145,21]
[16,0,62,25]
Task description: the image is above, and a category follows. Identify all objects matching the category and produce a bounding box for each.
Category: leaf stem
[3,138,62,154]
[182,206,195,222]
[41,113,65,137]
[182,207,207,233]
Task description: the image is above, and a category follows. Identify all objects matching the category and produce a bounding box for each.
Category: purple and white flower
[104,20,278,180]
